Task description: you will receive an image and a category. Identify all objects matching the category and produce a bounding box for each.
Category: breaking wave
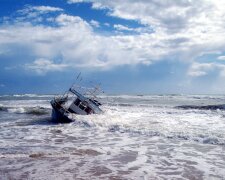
[176,104,225,110]
[0,94,55,101]
[0,105,7,111]
[24,107,50,115]
[107,125,225,146]
[0,105,50,115]
[108,103,134,107]
[0,94,55,98]
[68,116,225,146]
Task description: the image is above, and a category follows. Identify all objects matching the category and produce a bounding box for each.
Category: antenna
[76,72,81,81]
[70,73,104,99]
[71,72,82,89]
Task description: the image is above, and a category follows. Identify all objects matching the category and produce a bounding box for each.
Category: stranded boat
[50,78,103,123]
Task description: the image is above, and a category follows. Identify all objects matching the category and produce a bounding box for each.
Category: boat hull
[51,100,73,123]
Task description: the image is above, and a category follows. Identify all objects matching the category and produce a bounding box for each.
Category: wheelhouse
[63,87,102,115]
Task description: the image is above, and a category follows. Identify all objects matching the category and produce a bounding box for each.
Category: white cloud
[104,23,110,27]
[15,5,63,23]
[68,0,205,31]
[2,1,225,76]
[188,63,212,77]
[0,12,168,72]
[67,0,225,61]
[25,58,68,75]
[18,5,63,15]
[90,20,100,28]
[55,14,89,27]
[188,62,225,77]
[67,0,84,4]
[31,6,63,12]
[217,56,225,61]
[113,24,153,34]
[113,24,134,31]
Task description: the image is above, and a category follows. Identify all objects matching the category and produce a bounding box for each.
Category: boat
[50,76,103,123]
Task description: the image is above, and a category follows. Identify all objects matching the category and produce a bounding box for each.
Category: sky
[1,0,225,94]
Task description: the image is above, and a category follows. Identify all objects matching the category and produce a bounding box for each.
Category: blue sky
[1,0,225,94]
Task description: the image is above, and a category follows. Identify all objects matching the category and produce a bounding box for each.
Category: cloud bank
[1,1,225,78]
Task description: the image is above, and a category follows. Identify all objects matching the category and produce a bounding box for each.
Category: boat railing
[71,84,103,100]
[54,97,70,114]
[53,97,76,120]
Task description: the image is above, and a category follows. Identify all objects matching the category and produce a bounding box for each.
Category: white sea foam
[0,95,225,179]
[12,94,55,98]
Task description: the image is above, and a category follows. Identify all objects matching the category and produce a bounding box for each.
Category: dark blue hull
[51,100,73,123]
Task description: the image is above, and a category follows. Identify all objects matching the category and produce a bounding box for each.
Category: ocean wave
[107,103,134,107]
[66,116,225,146]
[0,105,50,115]
[105,102,160,108]
[107,125,225,146]
[0,105,7,111]
[176,104,225,111]
[24,107,50,115]
[12,94,55,98]
[0,94,55,100]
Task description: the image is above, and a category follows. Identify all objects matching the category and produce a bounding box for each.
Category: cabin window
[68,108,75,113]
[74,99,81,106]
[85,107,92,114]
[79,103,86,110]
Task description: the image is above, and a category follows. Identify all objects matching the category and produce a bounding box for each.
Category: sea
[0,94,225,180]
